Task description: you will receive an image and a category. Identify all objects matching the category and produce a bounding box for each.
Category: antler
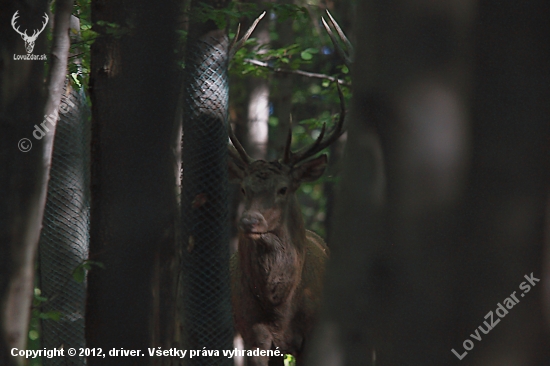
[282,83,346,166]
[228,123,253,165]
[322,10,354,66]
[11,11,49,40]
[11,11,27,38]
[228,11,266,60]
[29,13,49,41]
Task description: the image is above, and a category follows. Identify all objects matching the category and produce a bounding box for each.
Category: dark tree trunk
[308,0,474,365]
[86,0,180,364]
[179,0,234,364]
[320,3,355,245]
[309,0,550,365]
[0,2,70,364]
[456,2,550,364]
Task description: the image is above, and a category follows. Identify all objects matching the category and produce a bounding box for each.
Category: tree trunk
[268,0,294,160]
[179,0,234,364]
[308,0,474,364]
[457,1,550,364]
[309,0,550,365]
[244,6,270,161]
[39,16,90,365]
[0,2,70,364]
[86,1,179,364]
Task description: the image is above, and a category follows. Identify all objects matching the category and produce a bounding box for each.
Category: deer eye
[278,187,288,195]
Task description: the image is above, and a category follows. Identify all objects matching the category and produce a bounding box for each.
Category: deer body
[230,185,329,365]
[228,85,344,366]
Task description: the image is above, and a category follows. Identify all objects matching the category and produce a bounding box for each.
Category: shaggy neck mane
[238,194,306,306]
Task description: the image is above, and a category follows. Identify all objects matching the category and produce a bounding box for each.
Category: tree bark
[179,0,234,364]
[86,0,179,364]
[0,2,70,364]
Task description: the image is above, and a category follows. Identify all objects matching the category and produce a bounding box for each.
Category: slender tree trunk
[0,2,71,364]
[39,16,90,365]
[86,1,179,364]
[268,0,294,160]
[229,6,270,257]
[244,4,270,160]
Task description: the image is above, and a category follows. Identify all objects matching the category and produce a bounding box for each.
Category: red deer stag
[229,85,345,366]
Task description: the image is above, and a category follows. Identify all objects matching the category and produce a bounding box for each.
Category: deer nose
[241,216,259,226]
[240,211,267,233]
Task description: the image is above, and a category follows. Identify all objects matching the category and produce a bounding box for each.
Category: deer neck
[238,195,307,305]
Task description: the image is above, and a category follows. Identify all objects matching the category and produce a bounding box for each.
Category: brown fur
[230,157,330,366]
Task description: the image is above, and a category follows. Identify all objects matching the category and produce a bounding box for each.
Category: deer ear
[228,157,246,183]
[292,154,328,183]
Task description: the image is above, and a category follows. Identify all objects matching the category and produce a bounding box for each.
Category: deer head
[228,84,345,246]
[11,11,49,54]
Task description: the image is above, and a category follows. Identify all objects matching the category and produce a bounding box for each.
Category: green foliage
[284,353,296,366]
[73,260,105,283]
[227,0,353,234]
[66,0,94,92]
[27,288,60,366]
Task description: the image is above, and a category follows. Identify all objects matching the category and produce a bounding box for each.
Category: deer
[11,11,49,54]
[228,84,345,366]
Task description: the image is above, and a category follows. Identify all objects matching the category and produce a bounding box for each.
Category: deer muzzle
[239,211,268,239]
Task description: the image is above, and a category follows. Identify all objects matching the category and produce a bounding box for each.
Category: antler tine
[322,10,354,66]
[40,14,49,32]
[228,144,245,165]
[325,10,353,56]
[229,11,266,60]
[228,123,253,165]
[228,23,241,56]
[11,11,26,37]
[292,122,327,160]
[289,83,346,165]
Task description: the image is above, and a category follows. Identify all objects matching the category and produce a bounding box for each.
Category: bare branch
[243,58,350,86]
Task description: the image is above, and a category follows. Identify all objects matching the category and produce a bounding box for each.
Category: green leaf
[268,116,279,127]
[72,260,105,283]
[39,311,62,321]
[34,295,48,303]
[73,266,86,283]
[300,51,312,60]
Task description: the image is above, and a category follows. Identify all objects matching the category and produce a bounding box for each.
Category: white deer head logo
[11,11,49,54]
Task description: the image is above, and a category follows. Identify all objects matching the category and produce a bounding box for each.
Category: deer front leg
[243,323,274,366]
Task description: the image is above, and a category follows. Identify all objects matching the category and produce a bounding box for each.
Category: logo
[11,10,48,60]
